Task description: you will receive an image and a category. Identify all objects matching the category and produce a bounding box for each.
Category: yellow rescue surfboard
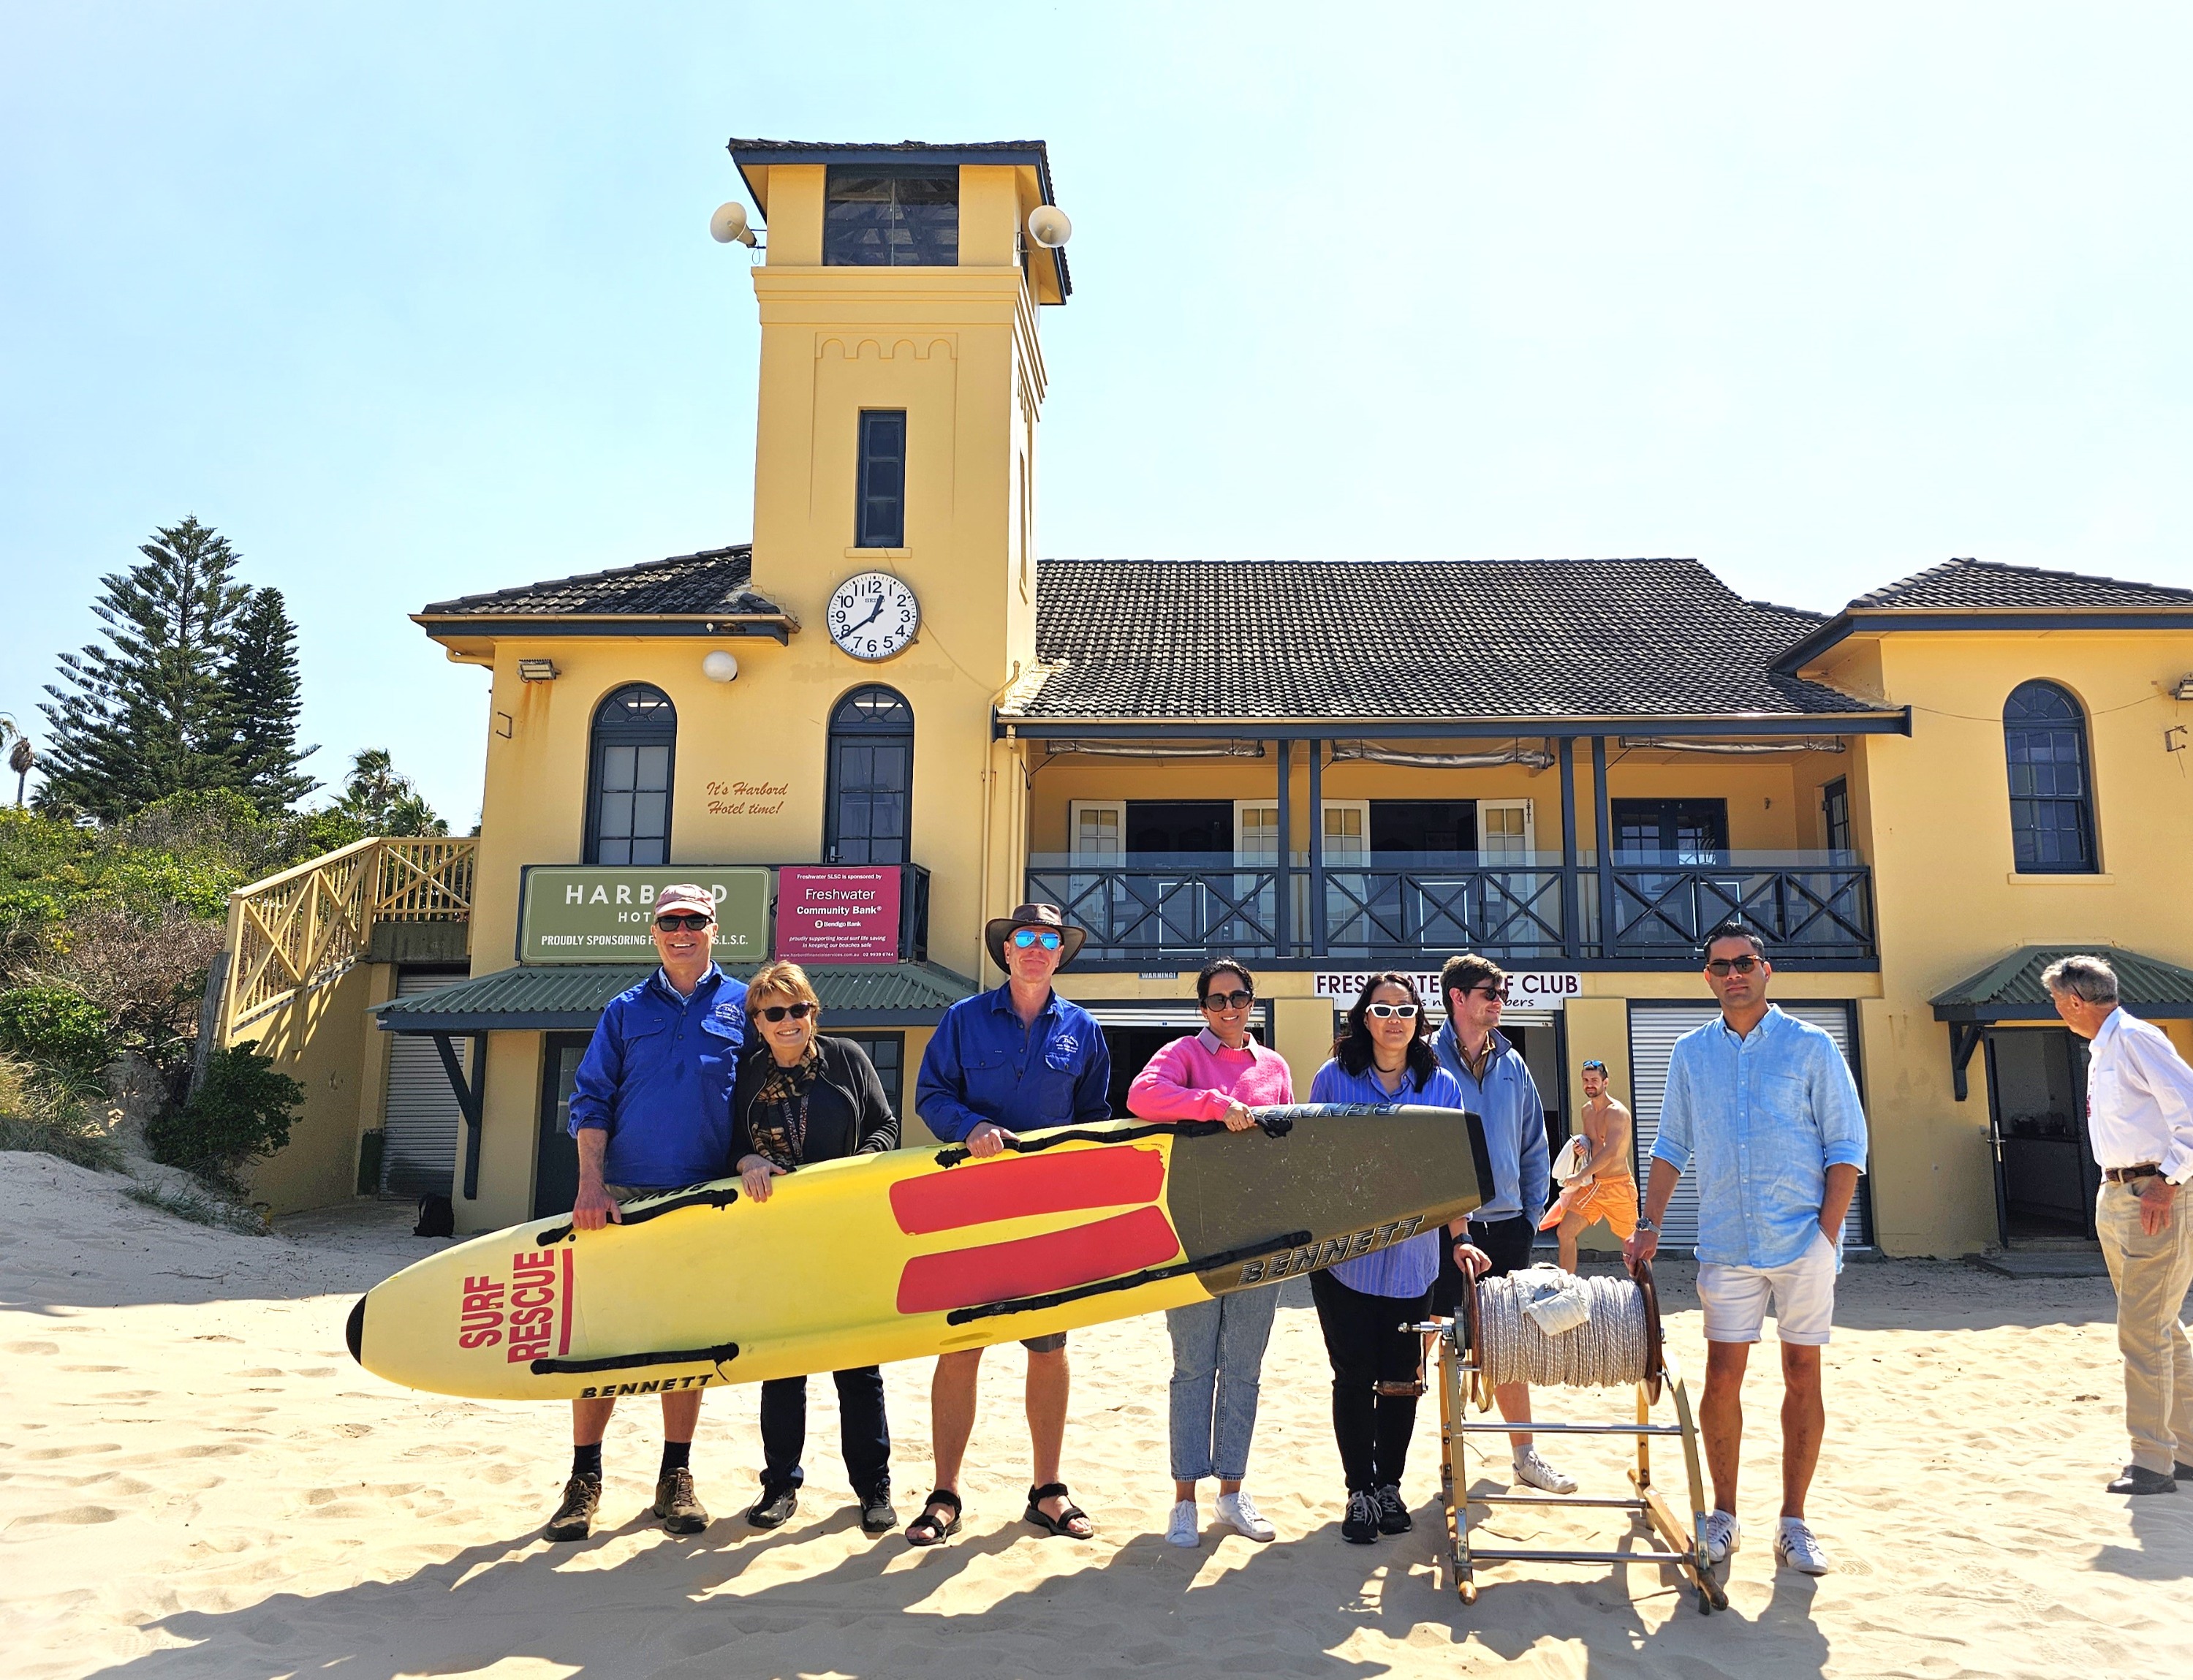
[346,1105,1491,1403]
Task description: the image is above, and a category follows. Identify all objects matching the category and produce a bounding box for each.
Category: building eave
[996,710,1913,742]
[1775,607,2193,674]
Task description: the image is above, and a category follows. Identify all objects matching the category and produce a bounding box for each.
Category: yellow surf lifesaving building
[214,137,2193,1262]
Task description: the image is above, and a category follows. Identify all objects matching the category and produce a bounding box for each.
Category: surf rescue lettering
[452,1248,574,1361]
[1234,1214,1428,1286]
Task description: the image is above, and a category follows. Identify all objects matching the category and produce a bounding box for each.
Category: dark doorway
[1613,798,1730,861]
[1985,1027,2097,1243]
[1371,801,1476,854]
[534,1033,590,1218]
[1096,1018,1268,1119]
[1125,801,1232,854]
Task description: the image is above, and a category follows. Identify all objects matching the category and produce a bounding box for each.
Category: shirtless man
[1539,1059,1639,1272]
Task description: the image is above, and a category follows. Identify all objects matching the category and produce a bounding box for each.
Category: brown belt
[2103,1164,2162,1184]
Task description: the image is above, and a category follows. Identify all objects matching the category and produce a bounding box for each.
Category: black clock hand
[849,597,885,632]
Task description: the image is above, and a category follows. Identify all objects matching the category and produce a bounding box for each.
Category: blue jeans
[1167,1287,1279,1483]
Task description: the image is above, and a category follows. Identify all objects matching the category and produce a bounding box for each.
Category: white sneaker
[1776,1517,1830,1575]
[1702,1509,1741,1564]
[1164,1498,1200,1548]
[1216,1489,1275,1543]
[1512,1446,1577,1494]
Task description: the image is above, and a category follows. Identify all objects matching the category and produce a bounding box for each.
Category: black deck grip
[943,1231,1314,1325]
[534,1184,740,1246]
[345,1295,366,1365]
[531,1342,740,1376]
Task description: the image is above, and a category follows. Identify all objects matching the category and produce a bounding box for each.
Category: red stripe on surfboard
[895,1206,1181,1315]
[889,1146,1166,1235]
[558,1246,573,1356]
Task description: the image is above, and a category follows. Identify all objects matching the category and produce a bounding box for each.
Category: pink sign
[774,866,903,964]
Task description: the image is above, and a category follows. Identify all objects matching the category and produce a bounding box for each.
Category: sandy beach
[4,1151,2190,1680]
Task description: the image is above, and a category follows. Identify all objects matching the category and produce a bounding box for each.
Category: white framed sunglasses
[1366,1002,1420,1019]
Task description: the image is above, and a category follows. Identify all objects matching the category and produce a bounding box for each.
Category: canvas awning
[1928,944,2193,1100]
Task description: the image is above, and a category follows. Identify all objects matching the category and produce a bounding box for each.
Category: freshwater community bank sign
[518,867,769,965]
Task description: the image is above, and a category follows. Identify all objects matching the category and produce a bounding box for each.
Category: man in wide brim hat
[982,901,1088,971]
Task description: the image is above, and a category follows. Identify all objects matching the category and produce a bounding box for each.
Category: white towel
[1515,1264,1593,1337]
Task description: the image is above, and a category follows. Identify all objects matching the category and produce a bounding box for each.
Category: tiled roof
[1853,559,2193,610]
[1930,945,2193,1021]
[374,960,978,1031]
[1011,559,1885,723]
[418,545,785,618]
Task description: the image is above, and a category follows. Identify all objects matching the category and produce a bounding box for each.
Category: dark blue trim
[419,618,790,642]
[1776,608,2193,673]
[1000,712,1911,741]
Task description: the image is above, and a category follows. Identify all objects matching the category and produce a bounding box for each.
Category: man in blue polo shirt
[545,882,748,1545]
[904,903,1111,1548]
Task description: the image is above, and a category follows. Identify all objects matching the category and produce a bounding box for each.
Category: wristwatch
[1635,1217,1658,1233]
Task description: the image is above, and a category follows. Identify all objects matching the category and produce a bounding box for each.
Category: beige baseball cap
[653,883,717,919]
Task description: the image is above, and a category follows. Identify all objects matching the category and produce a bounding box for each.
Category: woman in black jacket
[732,960,901,1536]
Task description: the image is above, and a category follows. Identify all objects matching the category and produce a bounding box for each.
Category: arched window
[2004,680,2096,874]
[826,686,913,864]
[586,684,675,866]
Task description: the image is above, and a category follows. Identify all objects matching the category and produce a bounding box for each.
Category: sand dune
[4,1150,2191,1679]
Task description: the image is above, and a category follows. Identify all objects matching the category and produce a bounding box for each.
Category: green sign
[518,867,770,965]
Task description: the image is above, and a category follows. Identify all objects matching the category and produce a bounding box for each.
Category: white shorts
[1696,1227,1838,1347]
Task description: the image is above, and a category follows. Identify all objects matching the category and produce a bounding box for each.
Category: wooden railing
[217,836,477,1038]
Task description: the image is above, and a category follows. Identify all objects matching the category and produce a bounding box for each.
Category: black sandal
[1023,1481,1094,1539]
[904,1488,961,1548]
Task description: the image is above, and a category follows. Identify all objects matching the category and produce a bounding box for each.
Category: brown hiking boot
[545,1472,601,1543]
[653,1466,710,1535]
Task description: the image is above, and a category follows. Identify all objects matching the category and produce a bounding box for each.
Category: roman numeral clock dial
[826,571,920,662]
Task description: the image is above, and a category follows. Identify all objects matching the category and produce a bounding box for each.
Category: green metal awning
[371,961,980,1033]
[1929,945,2193,1024]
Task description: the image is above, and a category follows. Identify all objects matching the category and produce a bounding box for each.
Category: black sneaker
[746,1483,800,1529]
[2107,1464,2178,1496]
[2176,1461,2193,1483]
[1374,1483,1412,1535]
[859,1488,898,1535]
[545,1472,601,1543]
[1341,1489,1382,1544]
[653,1467,710,1535]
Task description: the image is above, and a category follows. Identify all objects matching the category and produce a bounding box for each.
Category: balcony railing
[1027,850,1874,964]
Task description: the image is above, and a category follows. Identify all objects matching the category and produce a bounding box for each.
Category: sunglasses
[654,913,713,931]
[1469,984,1510,1003]
[1011,928,1064,950]
[1366,1002,1420,1019]
[1201,989,1254,1010]
[1581,1059,1607,1073]
[754,1002,815,1023]
[1705,956,1762,976]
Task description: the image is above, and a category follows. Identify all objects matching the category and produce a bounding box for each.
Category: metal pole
[1308,738,1325,958]
[1558,738,1579,962]
[1593,735,1616,959]
[1273,740,1292,958]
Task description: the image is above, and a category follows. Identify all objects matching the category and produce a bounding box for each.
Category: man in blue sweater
[546,883,748,1543]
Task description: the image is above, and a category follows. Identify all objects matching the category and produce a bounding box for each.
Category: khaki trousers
[2095,1180,2193,1474]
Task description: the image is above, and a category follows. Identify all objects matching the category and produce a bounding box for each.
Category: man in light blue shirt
[1626,922,1866,1578]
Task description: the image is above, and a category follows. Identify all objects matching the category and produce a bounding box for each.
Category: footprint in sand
[6,1342,59,1355]
[6,1506,120,1529]
[192,1335,242,1344]
[22,1444,121,1461]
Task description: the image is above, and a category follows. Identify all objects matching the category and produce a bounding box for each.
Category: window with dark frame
[1610,798,1730,863]
[2004,680,2098,874]
[1822,779,1851,854]
[856,410,907,549]
[586,684,675,866]
[824,168,960,268]
[826,686,914,865]
[836,1032,905,1121]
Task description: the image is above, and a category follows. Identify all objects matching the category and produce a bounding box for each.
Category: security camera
[1026,205,1072,249]
[710,202,757,247]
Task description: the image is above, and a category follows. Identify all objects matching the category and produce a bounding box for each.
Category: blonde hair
[747,961,821,1019]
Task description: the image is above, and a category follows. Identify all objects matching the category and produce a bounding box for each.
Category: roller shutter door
[1628,1003,1872,1252]
[381,971,469,1196]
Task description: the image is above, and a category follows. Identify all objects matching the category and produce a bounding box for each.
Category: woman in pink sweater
[1126,959,1295,1550]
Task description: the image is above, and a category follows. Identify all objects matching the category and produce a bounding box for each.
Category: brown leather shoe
[654,1467,711,1535]
[545,1472,601,1542]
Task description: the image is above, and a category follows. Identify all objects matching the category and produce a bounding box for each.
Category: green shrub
[0,986,113,1074]
[146,1043,303,1187]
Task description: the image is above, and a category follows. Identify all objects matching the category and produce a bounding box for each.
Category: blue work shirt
[1307,1057,1470,1298]
[916,983,1113,1142]
[1432,1021,1550,1227]
[568,964,749,1187]
[1651,1005,1869,1271]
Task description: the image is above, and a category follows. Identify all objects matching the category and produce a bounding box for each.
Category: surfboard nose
[346,1294,366,1365]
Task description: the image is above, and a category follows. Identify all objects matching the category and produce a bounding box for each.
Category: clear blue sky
[5,4,2189,827]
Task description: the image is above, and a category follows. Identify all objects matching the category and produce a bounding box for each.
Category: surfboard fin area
[345,1105,1489,1402]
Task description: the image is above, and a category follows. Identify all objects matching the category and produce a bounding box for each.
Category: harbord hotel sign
[1311,970,1581,1013]
[776,866,902,964]
[518,867,769,965]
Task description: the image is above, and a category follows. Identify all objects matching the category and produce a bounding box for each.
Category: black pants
[758,1367,890,1499]
[1309,1268,1432,1494]
[1432,1211,1537,1315]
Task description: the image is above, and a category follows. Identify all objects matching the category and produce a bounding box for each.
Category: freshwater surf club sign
[518,867,770,964]
[1311,970,1580,1012]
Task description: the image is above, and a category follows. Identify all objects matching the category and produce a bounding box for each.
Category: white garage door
[381,971,470,1197]
[1627,1003,1871,1252]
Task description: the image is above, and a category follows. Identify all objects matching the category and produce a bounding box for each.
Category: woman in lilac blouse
[1127,959,1294,1549]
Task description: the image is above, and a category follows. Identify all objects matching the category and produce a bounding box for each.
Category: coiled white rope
[1474,1265,1651,1390]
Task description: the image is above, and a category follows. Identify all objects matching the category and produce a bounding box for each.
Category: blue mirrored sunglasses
[1012,928,1064,950]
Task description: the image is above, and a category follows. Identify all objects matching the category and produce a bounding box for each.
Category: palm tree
[0,714,29,806]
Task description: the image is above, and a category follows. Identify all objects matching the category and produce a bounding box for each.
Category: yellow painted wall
[232,965,380,1215]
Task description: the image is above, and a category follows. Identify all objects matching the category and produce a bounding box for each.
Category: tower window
[586,684,675,866]
[826,686,914,866]
[857,411,906,548]
[825,168,959,268]
[2004,680,2097,873]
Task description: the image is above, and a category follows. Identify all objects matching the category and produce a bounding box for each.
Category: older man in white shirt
[2045,954,2193,1496]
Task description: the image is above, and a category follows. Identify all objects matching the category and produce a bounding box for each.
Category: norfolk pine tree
[224,586,319,814]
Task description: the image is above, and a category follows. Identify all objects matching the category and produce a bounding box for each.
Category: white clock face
[827,571,920,662]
